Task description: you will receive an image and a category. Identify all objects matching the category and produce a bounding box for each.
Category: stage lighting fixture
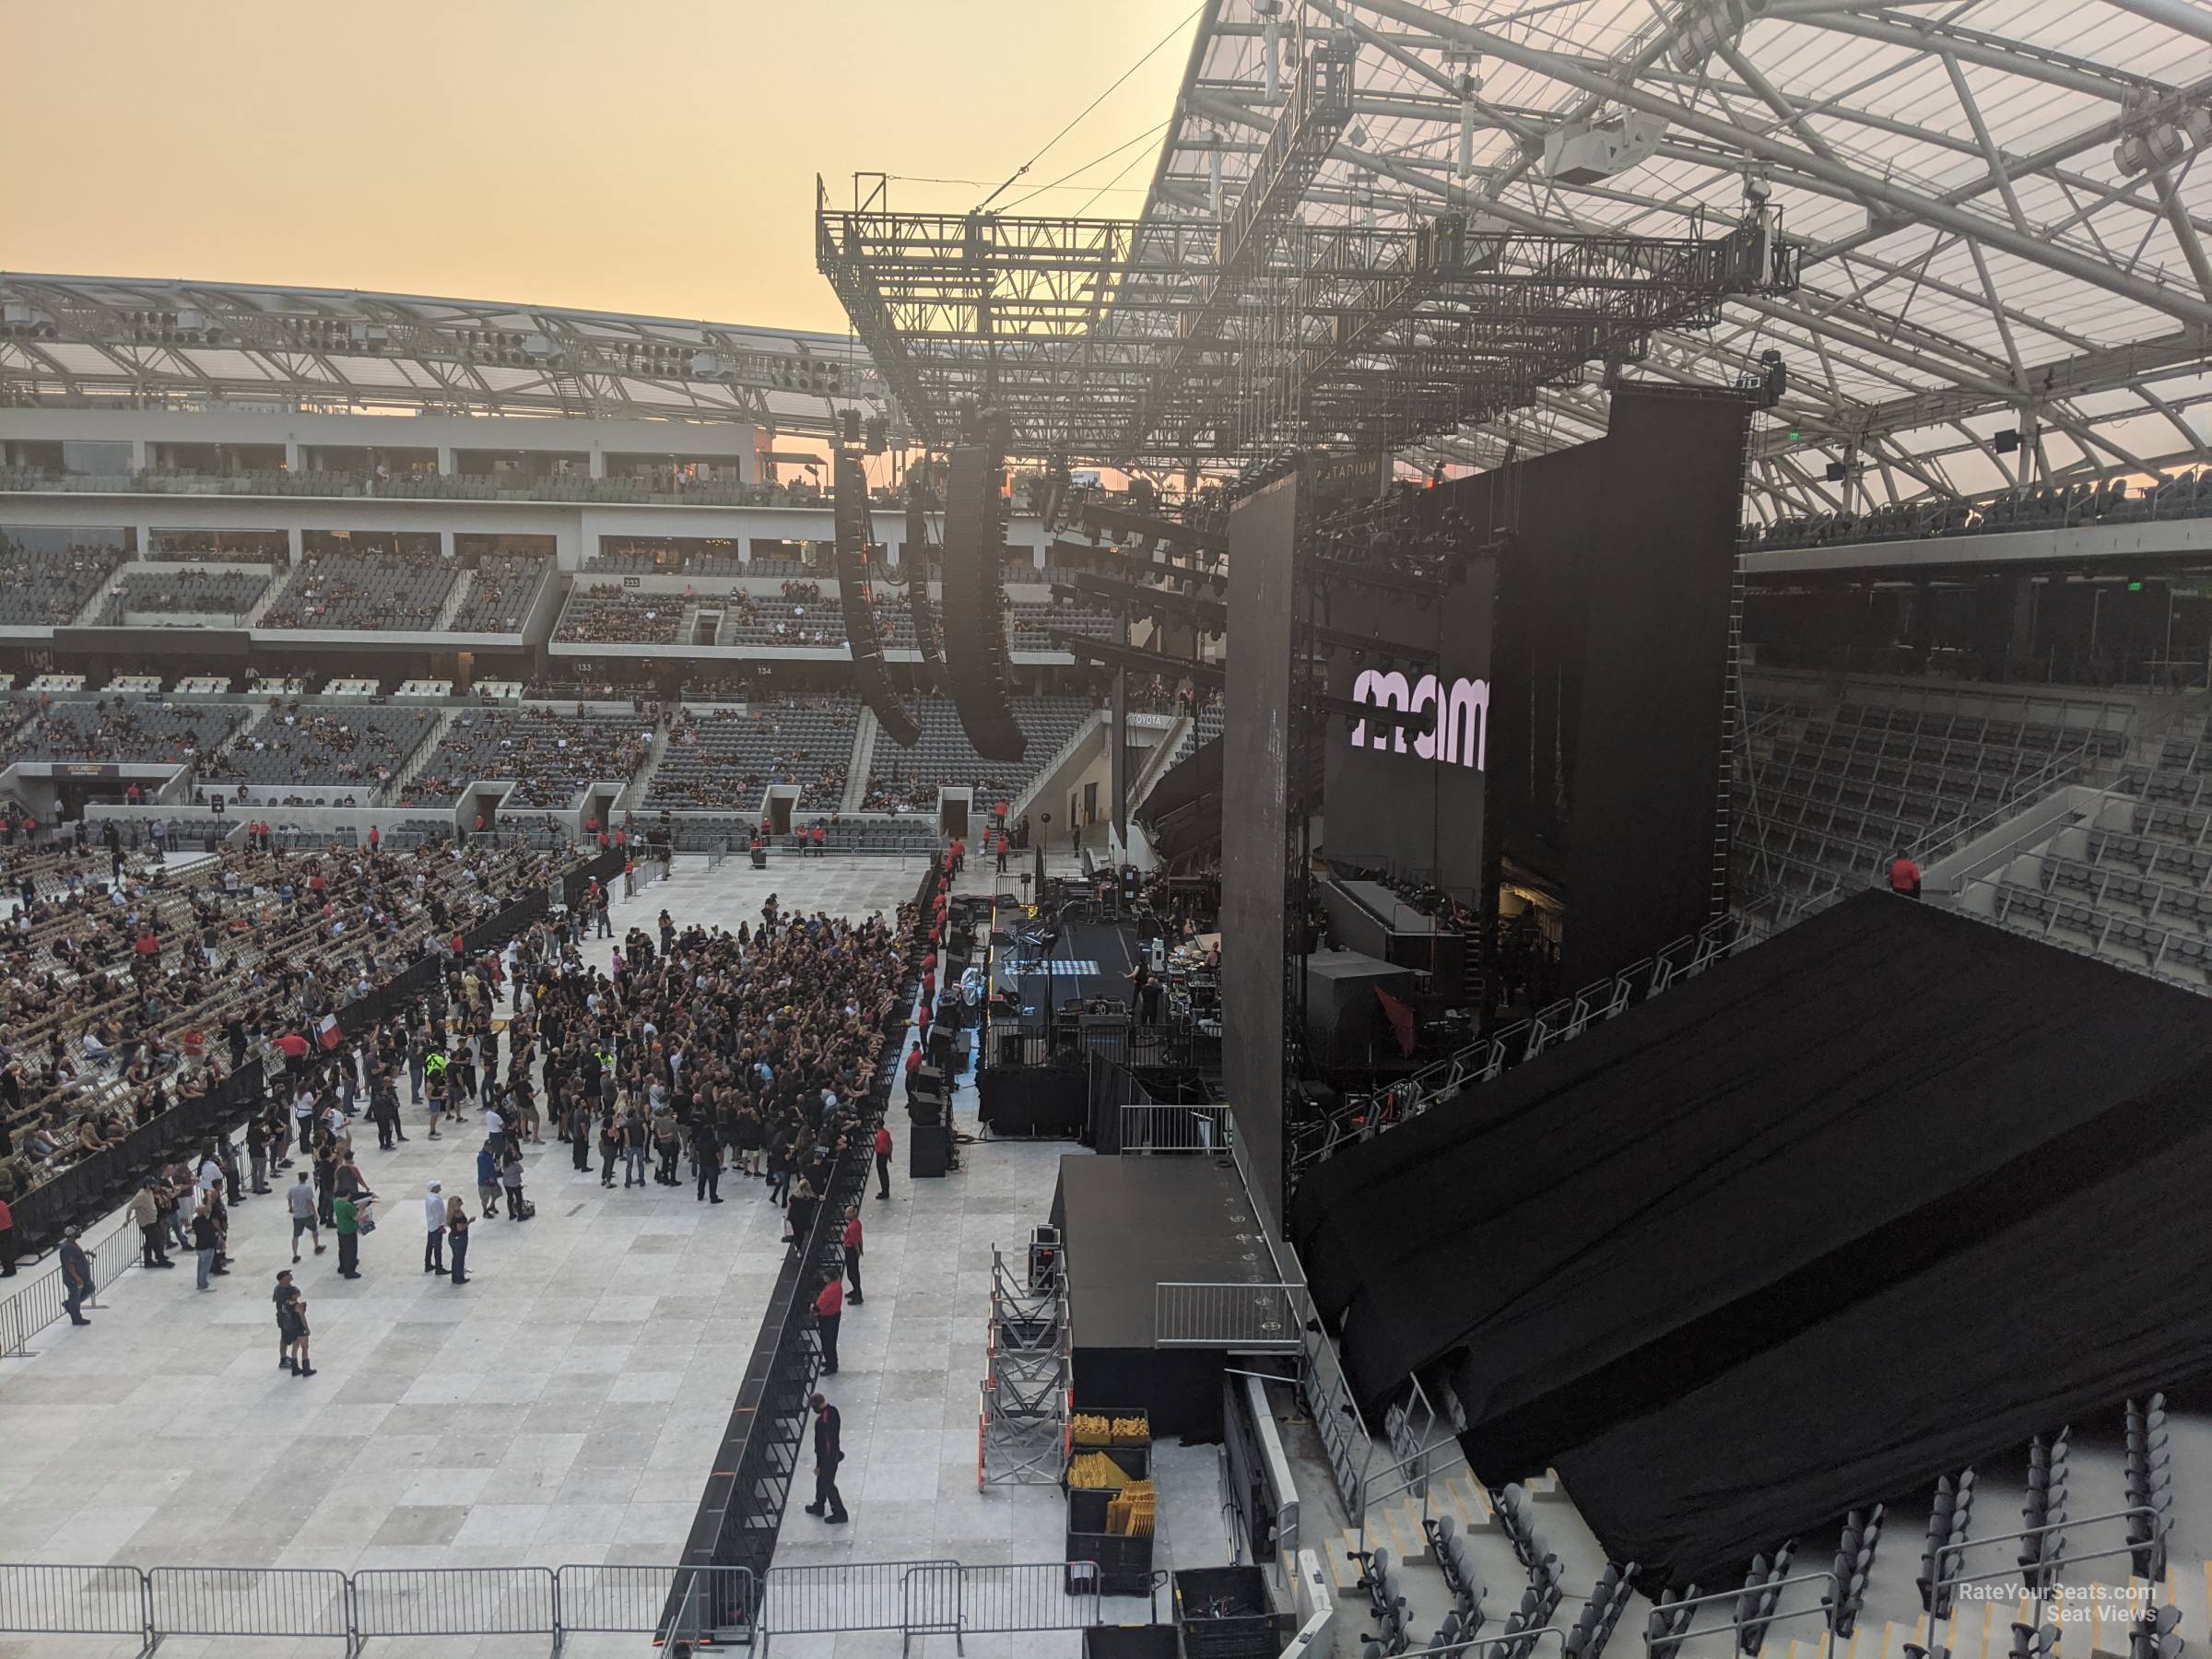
[939,434,1026,761]
[833,448,921,747]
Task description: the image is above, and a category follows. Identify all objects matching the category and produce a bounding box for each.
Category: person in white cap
[423,1182,447,1274]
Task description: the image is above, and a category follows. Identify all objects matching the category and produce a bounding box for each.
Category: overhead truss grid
[828,0,2212,511]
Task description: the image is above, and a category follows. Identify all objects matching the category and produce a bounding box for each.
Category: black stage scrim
[1448,386,1746,996]
[1571,390,1745,982]
[1221,472,1300,1239]
[1286,895,2212,1581]
[1051,1156,1273,1439]
[1321,556,1495,896]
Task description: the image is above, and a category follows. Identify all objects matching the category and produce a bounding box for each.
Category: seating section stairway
[1734,679,2133,925]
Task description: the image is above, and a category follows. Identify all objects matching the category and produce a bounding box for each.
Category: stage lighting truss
[980,1244,1071,1488]
[815,53,1796,469]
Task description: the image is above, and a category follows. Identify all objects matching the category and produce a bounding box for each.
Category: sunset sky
[0,0,1202,332]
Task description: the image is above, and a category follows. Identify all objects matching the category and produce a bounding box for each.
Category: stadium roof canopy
[1129,0,2212,516]
[0,273,891,441]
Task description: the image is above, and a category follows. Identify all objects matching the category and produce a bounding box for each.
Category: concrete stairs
[430,570,471,632]
[620,713,677,812]
[843,709,880,814]
[383,708,461,802]
[241,568,288,627]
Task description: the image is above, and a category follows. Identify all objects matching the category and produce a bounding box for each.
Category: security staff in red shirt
[1888,851,1923,899]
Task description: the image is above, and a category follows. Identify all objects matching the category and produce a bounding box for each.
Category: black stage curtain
[1288,894,2212,1562]
[1556,1095,2212,1583]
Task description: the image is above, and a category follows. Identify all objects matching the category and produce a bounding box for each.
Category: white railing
[1155,1281,1300,1349]
[1118,1100,1231,1155]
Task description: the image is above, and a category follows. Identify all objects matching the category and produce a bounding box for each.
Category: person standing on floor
[422,1182,446,1274]
[804,1393,848,1524]
[446,1195,472,1285]
[813,1272,843,1374]
[192,1194,221,1291]
[287,1169,324,1263]
[273,1270,302,1371]
[290,1295,315,1378]
[476,1142,502,1219]
[129,1178,173,1268]
[0,1191,15,1277]
[842,1206,865,1305]
[58,1226,91,1324]
[501,1147,526,1220]
[873,1122,893,1201]
[598,1110,621,1189]
[333,1192,361,1279]
[245,1114,270,1194]
[695,1123,724,1204]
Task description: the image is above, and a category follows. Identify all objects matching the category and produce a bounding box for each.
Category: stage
[1050,1155,1272,1441]
[980,916,1147,1137]
[991,917,1143,1021]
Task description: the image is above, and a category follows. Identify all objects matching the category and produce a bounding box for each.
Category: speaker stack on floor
[832,445,921,747]
[938,423,1027,763]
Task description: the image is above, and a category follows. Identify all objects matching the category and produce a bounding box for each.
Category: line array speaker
[939,439,1027,762]
[905,472,946,696]
[833,448,922,748]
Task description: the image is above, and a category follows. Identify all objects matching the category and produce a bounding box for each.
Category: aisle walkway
[760,847,1233,1659]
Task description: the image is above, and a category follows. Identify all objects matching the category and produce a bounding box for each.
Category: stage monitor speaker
[833,448,922,747]
[910,1123,951,1179]
[939,439,1027,762]
[904,473,946,696]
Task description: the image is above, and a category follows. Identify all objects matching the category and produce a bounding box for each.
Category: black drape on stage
[1555,1098,2212,1583]
[1288,894,2212,1579]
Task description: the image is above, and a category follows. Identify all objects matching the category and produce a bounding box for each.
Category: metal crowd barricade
[558,1562,757,1644]
[761,1558,961,1650]
[0,1562,148,1642]
[350,1565,556,1648]
[943,1559,1106,1636]
[147,1565,352,1647]
[0,1217,137,1359]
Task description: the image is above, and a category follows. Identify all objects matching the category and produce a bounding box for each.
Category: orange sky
[0,0,1201,333]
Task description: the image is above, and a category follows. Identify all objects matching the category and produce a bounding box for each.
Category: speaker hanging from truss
[939,428,1027,762]
[904,468,946,696]
[833,447,921,748]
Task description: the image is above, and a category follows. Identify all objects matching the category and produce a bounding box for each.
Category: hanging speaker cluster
[833,448,922,748]
[905,472,946,696]
[938,432,1027,763]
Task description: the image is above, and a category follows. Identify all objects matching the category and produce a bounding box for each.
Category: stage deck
[1052,1155,1269,1351]
[991,918,1141,1021]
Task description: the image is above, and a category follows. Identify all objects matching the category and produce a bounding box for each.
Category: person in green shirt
[334,1194,362,1279]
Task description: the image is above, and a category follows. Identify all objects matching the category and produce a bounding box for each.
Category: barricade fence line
[349,1565,556,1639]
[0,1557,1118,1648]
[0,1562,147,1638]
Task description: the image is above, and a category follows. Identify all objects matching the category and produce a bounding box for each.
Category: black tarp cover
[1288,894,2212,1580]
